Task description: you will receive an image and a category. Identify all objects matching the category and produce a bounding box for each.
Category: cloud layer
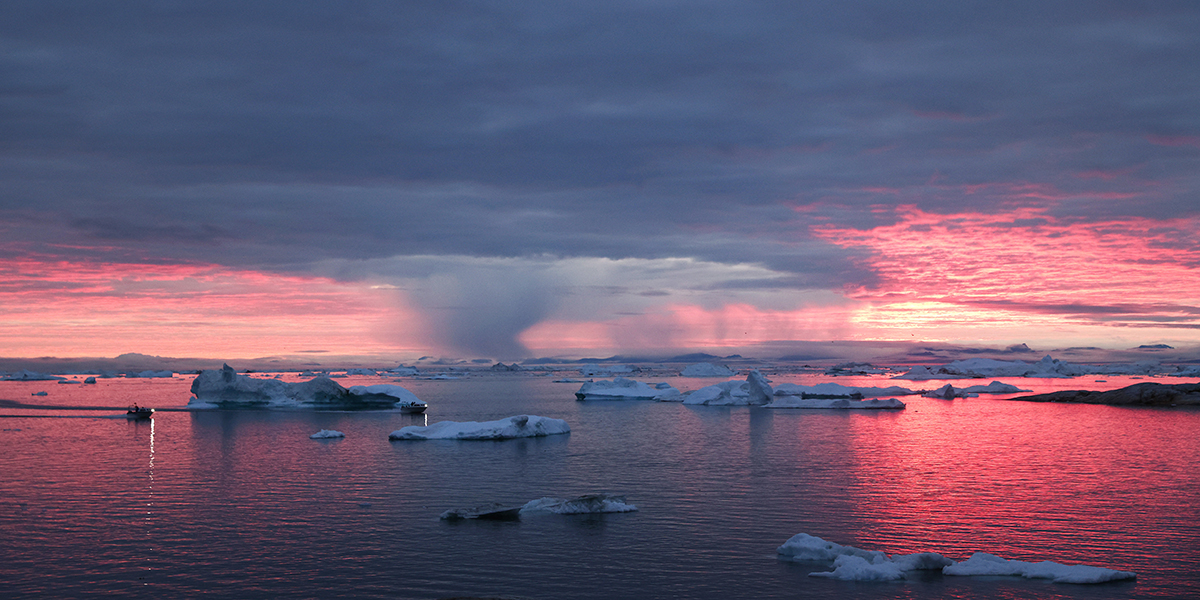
[2,1,1199,359]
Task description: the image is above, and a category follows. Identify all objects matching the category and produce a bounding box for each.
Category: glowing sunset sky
[2,2,1199,363]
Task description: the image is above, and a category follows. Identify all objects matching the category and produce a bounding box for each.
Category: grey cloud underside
[3,1,1199,357]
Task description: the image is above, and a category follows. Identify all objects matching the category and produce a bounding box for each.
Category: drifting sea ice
[309,429,345,439]
[520,494,638,515]
[778,533,1135,583]
[680,362,736,377]
[388,415,570,440]
[943,552,1136,584]
[772,382,917,398]
[575,378,682,401]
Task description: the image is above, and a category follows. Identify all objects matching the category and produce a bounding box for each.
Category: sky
[2,1,1199,365]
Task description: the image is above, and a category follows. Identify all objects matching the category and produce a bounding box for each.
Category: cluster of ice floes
[309,429,345,439]
[575,378,682,401]
[896,355,1171,380]
[2,370,67,381]
[579,364,635,376]
[188,364,425,410]
[127,370,173,378]
[920,381,1032,399]
[680,362,737,377]
[773,382,917,398]
[777,533,1135,584]
[388,415,569,440]
[683,370,774,405]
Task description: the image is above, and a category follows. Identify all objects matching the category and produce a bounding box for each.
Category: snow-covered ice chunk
[520,494,638,515]
[780,533,952,581]
[777,533,889,563]
[575,378,681,401]
[681,362,736,377]
[388,415,570,440]
[809,555,906,581]
[310,429,345,439]
[922,384,975,399]
[766,397,905,409]
[943,552,1135,584]
[684,370,773,405]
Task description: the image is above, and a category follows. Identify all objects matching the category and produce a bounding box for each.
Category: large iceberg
[944,552,1136,584]
[778,533,1135,584]
[388,415,570,440]
[189,364,425,410]
[683,371,773,406]
[680,362,736,377]
[575,378,682,401]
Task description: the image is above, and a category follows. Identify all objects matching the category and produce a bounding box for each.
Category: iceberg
[189,364,425,410]
[683,371,773,406]
[309,429,345,439]
[387,365,420,376]
[83,376,97,384]
[575,378,682,401]
[388,415,570,440]
[960,380,1031,394]
[921,384,975,399]
[680,362,736,377]
[343,368,377,376]
[520,494,638,515]
[944,552,1136,584]
[773,382,917,398]
[2,370,66,381]
[579,364,634,376]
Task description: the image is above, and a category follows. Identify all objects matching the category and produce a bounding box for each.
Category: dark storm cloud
[3,1,1199,356]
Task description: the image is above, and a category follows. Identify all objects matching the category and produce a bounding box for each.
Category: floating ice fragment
[389,415,570,440]
[944,552,1136,584]
[309,429,345,439]
[681,362,736,377]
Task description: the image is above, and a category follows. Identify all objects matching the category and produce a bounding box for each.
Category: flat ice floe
[520,494,638,514]
[682,370,773,405]
[778,533,1135,583]
[388,415,569,440]
[575,377,682,401]
[2,370,66,381]
[309,429,345,439]
[943,552,1136,584]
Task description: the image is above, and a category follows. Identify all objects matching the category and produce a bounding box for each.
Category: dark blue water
[2,373,1198,599]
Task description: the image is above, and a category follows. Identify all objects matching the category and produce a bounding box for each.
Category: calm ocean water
[2,372,1198,599]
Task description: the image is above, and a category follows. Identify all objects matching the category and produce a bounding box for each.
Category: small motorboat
[399,401,428,414]
[126,404,154,419]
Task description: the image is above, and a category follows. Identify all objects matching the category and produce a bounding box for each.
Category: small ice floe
[579,363,634,376]
[31,391,48,396]
[440,502,524,521]
[777,533,950,581]
[680,362,736,377]
[344,368,377,376]
[682,370,773,406]
[959,381,1031,394]
[944,552,1136,584]
[58,380,81,384]
[575,378,682,401]
[83,376,97,384]
[388,415,570,441]
[772,382,917,398]
[309,429,345,439]
[554,378,587,383]
[520,494,638,515]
